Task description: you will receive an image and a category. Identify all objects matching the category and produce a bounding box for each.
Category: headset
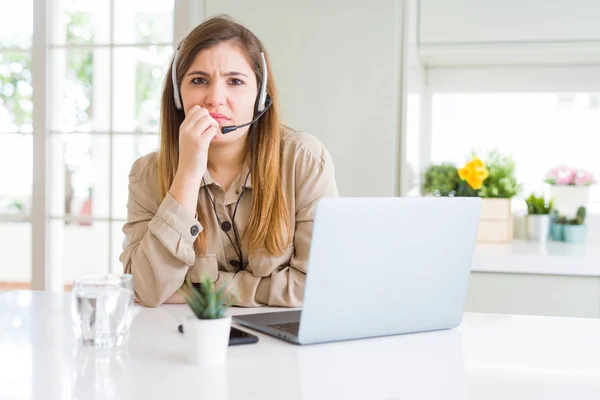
[170,43,273,270]
[171,46,272,134]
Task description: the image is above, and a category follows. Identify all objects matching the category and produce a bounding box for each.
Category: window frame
[0,0,199,291]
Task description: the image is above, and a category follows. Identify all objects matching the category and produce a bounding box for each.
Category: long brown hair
[158,15,291,255]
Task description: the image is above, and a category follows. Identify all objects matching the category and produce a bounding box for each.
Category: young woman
[120,15,338,307]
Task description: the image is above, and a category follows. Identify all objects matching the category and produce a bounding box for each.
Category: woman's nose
[205,81,226,107]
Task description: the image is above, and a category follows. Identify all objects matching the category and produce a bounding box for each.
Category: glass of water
[71,274,134,349]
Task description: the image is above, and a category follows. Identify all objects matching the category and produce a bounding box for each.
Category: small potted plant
[563,206,588,244]
[422,150,522,243]
[545,166,595,218]
[525,193,554,242]
[178,276,233,366]
[463,150,522,242]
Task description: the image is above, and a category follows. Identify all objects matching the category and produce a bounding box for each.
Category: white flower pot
[547,185,591,218]
[182,316,231,366]
[526,215,550,242]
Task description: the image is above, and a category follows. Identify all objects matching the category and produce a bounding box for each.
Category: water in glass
[71,275,134,349]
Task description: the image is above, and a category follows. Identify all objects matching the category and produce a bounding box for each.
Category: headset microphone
[220,97,272,134]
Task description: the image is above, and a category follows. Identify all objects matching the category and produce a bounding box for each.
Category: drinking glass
[71,274,134,348]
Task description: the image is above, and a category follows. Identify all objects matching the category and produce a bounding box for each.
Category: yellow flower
[459,157,489,190]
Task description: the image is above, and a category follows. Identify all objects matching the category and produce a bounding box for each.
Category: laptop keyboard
[267,322,300,335]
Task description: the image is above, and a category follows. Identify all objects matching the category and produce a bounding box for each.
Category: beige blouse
[120,127,339,307]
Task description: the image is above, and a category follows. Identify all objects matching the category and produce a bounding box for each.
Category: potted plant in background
[179,276,233,366]
[525,193,554,242]
[464,150,522,243]
[563,206,588,244]
[421,163,460,197]
[421,149,522,243]
[545,165,595,218]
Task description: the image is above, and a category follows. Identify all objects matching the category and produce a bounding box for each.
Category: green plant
[10,200,25,212]
[554,207,586,225]
[476,149,522,198]
[525,193,554,215]
[455,180,479,197]
[421,163,460,196]
[555,215,568,225]
[569,206,587,225]
[178,276,232,320]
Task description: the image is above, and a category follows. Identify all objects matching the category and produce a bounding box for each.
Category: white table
[1,291,600,399]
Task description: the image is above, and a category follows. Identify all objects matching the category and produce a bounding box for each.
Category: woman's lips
[209,113,230,124]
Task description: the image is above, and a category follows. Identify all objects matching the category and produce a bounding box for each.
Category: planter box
[476,198,513,243]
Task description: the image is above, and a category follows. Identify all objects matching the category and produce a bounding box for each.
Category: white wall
[418,0,600,66]
[198,0,405,197]
[419,0,600,44]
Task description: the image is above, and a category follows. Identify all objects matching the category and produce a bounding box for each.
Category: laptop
[234,197,482,345]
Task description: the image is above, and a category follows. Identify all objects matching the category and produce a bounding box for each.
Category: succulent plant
[554,206,587,225]
[570,206,587,225]
[178,276,232,320]
[555,215,568,225]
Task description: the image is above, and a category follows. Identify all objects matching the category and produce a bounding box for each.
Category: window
[47,0,173,287]
[0,0,176,290]
[0,0,33,288]
[430,92,600,213]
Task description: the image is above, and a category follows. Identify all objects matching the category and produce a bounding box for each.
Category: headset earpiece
[171,47,183,110]
[256,52,269,113]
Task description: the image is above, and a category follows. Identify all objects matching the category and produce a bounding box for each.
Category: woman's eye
[191,77,207,85]
[229,78,243,85]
